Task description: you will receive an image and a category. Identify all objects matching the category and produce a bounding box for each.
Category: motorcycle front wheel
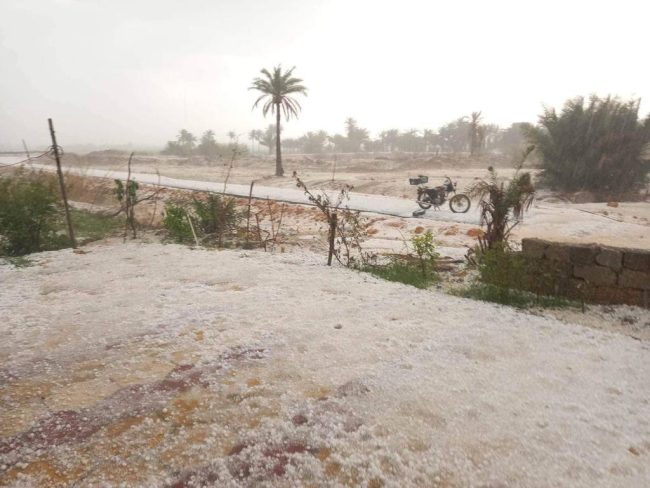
[449,194,471,213]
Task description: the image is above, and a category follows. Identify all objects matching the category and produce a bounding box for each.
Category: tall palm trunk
[275,106,283,176]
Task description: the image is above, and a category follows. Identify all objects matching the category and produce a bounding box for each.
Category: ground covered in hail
[1,242,649,487]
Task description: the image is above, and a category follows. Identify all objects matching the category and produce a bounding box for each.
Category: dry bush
[294,172,371,266]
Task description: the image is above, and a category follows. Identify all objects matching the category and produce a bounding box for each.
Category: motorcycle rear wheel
[417,193,432,209]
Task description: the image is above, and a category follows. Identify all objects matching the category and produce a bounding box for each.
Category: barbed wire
[0,145,63,168]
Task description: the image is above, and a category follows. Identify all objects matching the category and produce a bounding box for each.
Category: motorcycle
[409,175,471,213]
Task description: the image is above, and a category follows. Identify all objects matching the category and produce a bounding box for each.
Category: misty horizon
[1,0,649,151]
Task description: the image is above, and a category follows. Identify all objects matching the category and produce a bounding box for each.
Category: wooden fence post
[48,118,76,249]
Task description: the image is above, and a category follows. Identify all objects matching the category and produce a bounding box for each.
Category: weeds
[453,283,577,309]
[71,209,122,242]
[360,230,440,289]
[361,258,439,289]
[1,256,33,268]
[162,194,242,247]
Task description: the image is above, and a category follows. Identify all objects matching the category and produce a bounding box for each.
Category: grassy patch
[1,256,33,268]
[361,260,439,289]
[453,283,578,309]
[71,209,122,242]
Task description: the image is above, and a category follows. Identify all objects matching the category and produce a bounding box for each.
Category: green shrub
[527,95,650,196]
[163,202,194,243]
[163,194,241,246]
[0,174,62,256]
[477,246,527,289]
[191,194,240,245]
[463,247,572,309]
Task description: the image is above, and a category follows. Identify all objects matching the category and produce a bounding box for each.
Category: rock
[569,244,599,265]
[545,244,571,262]
[623,251,650,272]
[291,414,308,426]
[595,247,623,271]
[573,265,617,286]
[618,269,650,290]
[607,201,619,207]
[521,238,550,259]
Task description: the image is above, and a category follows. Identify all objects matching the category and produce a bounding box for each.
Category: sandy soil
[1,242,649,487]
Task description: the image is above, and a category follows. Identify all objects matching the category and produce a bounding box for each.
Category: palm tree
[248,130,258,153]
[177,129,197,156]
[249,65,307,176]
[467,147,536,251]
[469,111,483,156]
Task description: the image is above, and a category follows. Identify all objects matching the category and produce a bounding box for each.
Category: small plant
[162,202,195,244]
[114,178,139,237]
[411,230,439,277]
[192,194,241,247]
[113,152,162,239]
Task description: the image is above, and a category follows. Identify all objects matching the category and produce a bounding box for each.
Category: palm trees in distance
[249,65,307,176]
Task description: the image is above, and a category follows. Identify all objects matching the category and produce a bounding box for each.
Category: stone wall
[521,239,650,308]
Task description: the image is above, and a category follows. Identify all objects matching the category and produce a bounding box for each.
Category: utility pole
[48,118,76,249]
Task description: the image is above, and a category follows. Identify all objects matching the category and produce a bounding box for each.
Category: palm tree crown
[249,65,307,120]
[249,65,307,176]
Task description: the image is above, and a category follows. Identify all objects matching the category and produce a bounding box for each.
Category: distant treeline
[276,116,530,155]
[163,116,531,158]
[162,130,247,158]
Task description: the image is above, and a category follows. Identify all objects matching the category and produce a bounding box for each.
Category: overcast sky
[1,0,648,149]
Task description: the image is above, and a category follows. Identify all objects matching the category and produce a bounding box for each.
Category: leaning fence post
[327,212,337,266]
[48,118,76,249]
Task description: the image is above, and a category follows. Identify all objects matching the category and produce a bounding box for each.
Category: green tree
[439,117,470,153]
[527,95,650,196]
[198,130,219,159]
[469,111,483,156]
[248,130,258,153]
[249,65,308,176]
[298,130,328,154]
[258,124,278,155]
[177,129,197,156]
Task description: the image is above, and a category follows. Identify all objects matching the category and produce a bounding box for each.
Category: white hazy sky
[1,0,649,149]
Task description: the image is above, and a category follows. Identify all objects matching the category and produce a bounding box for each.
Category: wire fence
[0,145,63,169]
